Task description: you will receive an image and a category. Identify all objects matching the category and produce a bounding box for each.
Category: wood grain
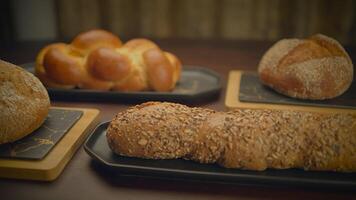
[225,71,356,113]
[0,107,100,181]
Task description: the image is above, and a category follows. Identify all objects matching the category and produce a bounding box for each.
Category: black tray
[239,72,356,109]
[84,122,356,190]
[0,108,82,160]
[22,63,221,103]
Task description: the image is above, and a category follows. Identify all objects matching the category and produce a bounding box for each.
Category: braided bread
[258,34,353,100]
[107,102,356,172]
[35,29,181,92]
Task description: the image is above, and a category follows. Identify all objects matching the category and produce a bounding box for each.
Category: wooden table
[1,39,355,199]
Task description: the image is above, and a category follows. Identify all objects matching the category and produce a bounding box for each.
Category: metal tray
[84,122,356,190]
[22,63,222,104]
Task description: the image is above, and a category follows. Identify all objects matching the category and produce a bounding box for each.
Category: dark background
[1,0,356,44]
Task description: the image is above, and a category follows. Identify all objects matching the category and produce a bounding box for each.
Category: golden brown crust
[111,70,147,91]
[107,102,356,172]
[165,52,182,84]
[86,47,132,81]
[258,34,353,100]
[78,70,113,91]
[0,60,50,144]
[42,45,83,85]
[143,48,175,92]
[123,38,158,51]
[71,29,122,55]
[35,30,182,92]
[35,43,76,89]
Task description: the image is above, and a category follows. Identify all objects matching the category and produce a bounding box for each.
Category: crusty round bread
[35,30,182,92]
[0,60,50,144]
[258,34,354,100]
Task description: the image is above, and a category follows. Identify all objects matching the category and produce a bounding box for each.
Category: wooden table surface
[1,39,355,199]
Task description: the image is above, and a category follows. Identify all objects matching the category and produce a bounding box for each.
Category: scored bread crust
[0,59,50,144]
[35,30,181,92]
[258,34,353,100]
[107,102,356,172]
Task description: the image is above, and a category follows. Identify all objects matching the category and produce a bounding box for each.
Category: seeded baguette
[107,102,356,172]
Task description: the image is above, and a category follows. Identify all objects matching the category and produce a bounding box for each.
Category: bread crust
[144,48,175,91]
[43,44,83,85]
[86,47,132,82]
[35,30,182,92]
[258,34,353,100]
[0,60,50,144]
[107,102,356,172]
[71,29,123,55]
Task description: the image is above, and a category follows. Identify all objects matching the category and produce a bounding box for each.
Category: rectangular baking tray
[84,122,356,190]
[22,63,222,104]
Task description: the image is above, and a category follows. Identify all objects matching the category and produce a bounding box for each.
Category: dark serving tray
[84,122,356,190]
[0,108,82,160]
[239,72,356,109]
[22,63,221,103]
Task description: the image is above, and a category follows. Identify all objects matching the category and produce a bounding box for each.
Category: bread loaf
[0,59,50,144]
[107,102,356,172]
[35,29,181,92]
[258,34,353,100]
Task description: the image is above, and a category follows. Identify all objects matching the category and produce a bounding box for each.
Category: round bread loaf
[0,59,50,144]
[258,34,353,100]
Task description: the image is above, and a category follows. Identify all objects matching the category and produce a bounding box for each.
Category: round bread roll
[0,59,50,144]
[258,34,353,100]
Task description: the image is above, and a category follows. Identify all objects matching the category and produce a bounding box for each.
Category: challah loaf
[107,102,356,172]
[0,59,50,144]
[35,29,181,92]
[258,34,353,100]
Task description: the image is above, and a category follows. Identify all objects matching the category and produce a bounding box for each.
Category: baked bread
[0,59,50,144]
[107,102,356,172]
[258,34,353,100]
[35,29,181,92]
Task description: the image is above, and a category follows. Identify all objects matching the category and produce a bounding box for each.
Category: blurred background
[1,0,356,44]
